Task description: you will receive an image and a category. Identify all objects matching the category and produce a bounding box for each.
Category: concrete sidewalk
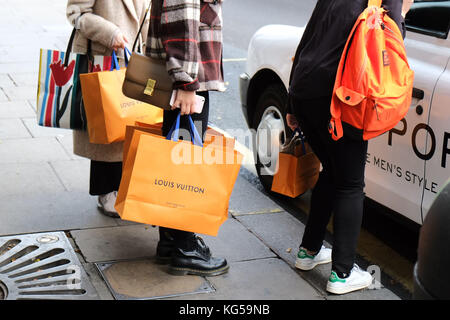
[0,0,399,301]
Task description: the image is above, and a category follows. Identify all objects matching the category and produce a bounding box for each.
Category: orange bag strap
[368,0,382,7]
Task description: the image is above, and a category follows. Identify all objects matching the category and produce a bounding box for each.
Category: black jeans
[291,95,368,275]
[89,160,122,195]
[159,91,210,247]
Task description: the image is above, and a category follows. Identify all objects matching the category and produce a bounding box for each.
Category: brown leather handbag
[122,52,173,110]
[121,3,173,110]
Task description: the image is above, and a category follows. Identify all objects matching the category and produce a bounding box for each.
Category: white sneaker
[295,245,332,271]
[326,264,373,295]
[97,191,120,218]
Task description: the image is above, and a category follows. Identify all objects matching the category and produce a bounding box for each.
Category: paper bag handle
[166,112,203,147]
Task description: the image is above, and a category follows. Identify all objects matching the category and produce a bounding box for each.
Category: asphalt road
[208,0,316,132]
[213,0,420,299]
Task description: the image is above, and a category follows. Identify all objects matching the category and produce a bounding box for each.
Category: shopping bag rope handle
[64,13,92,67]
[166,112,203,147]
[110,48,132,71]
[293,128,307,155]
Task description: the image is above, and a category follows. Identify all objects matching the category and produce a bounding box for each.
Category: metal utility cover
[0,232,98,300]
[96,259,215,300]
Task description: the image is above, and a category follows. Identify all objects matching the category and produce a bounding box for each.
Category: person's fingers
[188,103,196,115]
[180,102,189,115]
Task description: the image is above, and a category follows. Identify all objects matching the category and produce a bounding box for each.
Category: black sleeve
[287,2,323,113]
[382,0,406,38]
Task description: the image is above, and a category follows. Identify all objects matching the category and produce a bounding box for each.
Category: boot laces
[195,236,211,258]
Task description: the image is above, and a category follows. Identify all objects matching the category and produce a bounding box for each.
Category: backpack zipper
[381,22,404,46]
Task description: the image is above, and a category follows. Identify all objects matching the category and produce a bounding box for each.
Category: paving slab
[1,45,44,64]
[56,134,86,160]
[0,162,65,196]
[8,73,38,87]
[2,86,36,101]
[0,100,36,119]
[0,137,70,163]
[229,175,283,216]
[0,74,14,87]
[171,259,323,300]
[50,159,90,192]
[0,118,31,139]
[70,225,158,263]
[235,211,305,266]
[235,210,401,300]
[80,262,115,300]
[0,89,8,102]
[70,218,275,264]
[234,210,328,296]
[0,191,118,236]
[0,62,39,74]
[199,217,276,263]
[22,118,70,138]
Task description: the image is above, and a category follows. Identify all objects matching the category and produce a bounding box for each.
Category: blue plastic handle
[188,116,203,147]
[166,112,182,143]
[166,112,203,147]
[110,48,132,71]
[124,47,132,66]
[110,51,120,71]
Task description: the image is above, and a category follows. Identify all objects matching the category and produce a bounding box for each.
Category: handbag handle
[132,1,153,53]
[166,112,203,147]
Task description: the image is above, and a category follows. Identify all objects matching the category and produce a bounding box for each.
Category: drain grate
[0,232,98,300]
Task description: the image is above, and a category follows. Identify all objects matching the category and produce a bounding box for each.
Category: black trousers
[160,91,210,247]
[291,95,368,275]
[89,160,122,195]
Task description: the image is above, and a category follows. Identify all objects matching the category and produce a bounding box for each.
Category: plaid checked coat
[146,0,225,92]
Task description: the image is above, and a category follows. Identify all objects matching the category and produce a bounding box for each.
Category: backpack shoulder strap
[368,0,382,7]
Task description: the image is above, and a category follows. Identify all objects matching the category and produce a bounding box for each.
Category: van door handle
[412,87,424,100]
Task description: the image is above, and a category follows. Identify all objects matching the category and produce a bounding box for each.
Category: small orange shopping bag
[271,131,320,198]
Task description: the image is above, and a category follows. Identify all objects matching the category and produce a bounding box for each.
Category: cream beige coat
[67,0,150,162]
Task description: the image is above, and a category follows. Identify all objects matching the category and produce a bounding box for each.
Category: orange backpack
[329,0,414,141]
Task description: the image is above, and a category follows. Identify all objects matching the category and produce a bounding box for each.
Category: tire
[251,83,291,193]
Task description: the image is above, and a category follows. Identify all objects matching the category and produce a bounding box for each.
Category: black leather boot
[156,230,175,264]
[169,236,229,276]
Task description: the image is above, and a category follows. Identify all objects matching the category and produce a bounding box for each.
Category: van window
[405,0,450,39]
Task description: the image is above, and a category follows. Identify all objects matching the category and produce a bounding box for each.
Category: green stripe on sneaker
[329,271,346,283]
[298,249,315,259]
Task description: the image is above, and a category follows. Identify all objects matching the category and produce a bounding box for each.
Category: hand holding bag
[271,130,321,198]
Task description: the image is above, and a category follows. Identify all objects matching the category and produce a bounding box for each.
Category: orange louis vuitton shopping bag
[79,50,163,144]
[115,113,243,236]
[271,130,321,198]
